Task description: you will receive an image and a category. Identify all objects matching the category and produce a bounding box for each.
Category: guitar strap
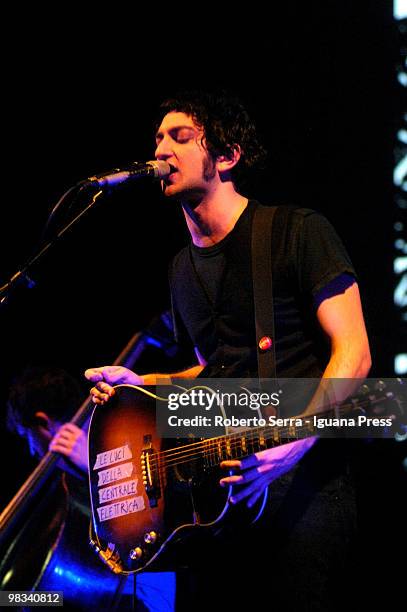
[251,204,278,381]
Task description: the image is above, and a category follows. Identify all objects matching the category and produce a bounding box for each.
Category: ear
[216,144,242,174]
[33,411,54,437]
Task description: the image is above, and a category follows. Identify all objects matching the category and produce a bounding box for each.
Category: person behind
[6,365,176,611]
[7,365,88,476]
[85,90,371,610]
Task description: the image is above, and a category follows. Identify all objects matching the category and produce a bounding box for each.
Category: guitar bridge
[141,435,161,507]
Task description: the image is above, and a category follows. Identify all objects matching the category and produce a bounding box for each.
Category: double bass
[0,330,155,610]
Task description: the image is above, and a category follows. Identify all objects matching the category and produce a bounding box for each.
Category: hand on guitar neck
[219,437,316,507]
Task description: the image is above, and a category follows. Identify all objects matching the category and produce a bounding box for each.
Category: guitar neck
[203,415,311,466]
[154,382,400,471]
[200,394,386,465]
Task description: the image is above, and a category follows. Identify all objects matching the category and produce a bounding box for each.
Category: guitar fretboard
[150,391,395,472]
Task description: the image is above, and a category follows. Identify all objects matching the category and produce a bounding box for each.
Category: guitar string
[148,428,312,473]
[147,396,396,474]
[115,384,393,464]
[147,395,386,465]
[147,410,385,477]
[151,425,309,462]
[148,417,363,474]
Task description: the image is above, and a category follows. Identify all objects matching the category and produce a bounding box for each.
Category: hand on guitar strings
[219,437,317,507]
[85,366,144,404]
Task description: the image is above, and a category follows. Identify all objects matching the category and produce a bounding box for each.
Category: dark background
[0,3,405,516]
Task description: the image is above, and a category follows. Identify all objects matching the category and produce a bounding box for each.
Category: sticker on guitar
[98,479,139,504]
[97,496,145,522]
[93,444,133,469]
[97,462,134,486]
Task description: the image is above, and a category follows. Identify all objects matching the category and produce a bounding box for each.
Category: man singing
[86,90,371,610]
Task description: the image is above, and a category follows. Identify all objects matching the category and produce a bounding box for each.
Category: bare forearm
[302,347,371,416]
[141,364,204,385]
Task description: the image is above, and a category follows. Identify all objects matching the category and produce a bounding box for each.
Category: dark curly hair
[6,366,84,433]
[157,89,267,186]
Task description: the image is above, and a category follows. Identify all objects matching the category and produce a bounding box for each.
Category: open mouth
[163,165,178,185]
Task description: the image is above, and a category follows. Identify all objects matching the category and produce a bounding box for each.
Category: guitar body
[88,379,404,573]
[88,385,267,574]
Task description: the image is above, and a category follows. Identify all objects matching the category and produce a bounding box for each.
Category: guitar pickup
[141,435,161,507]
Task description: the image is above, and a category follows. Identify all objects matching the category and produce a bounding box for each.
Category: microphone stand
[0,172,172,606]
[0,160,169,310]
[0,183,103,310]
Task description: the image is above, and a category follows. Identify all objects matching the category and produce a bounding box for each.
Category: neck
[181,183,248,247]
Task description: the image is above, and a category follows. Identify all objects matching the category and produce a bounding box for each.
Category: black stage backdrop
[0,1,405,574]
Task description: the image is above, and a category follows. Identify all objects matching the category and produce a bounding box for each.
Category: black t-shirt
[169,201,359,578]
[169,200,356,379]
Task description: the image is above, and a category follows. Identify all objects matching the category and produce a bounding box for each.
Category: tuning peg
[375,380,386,392]
[359,384,370,395]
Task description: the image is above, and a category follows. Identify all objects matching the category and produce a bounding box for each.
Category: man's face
[154,111,216,201]
[17,416,58,459]
[17,424,49,458]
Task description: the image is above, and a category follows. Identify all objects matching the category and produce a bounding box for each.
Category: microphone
[82,160,171,188]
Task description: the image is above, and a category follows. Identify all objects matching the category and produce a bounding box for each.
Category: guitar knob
[375,380,386,391]
[144,531,158,545]
[129,547,143,560]
[359,384,370,395]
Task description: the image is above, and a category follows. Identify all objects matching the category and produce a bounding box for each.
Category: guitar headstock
[351,378,406,436]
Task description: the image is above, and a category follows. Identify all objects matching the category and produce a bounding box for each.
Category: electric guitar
[88,380,405,574]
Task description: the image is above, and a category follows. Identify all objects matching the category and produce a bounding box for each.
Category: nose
[155,137,173,161]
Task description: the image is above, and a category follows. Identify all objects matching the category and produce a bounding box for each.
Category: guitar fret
[225,438,232,459]
[288,426,297,439]
[216,439,223,463]
[254,435,261,453]
[173,386,397,471]
[204,439,212,468]
[231,435,238,459]
[250,433,258,454]
[237,435,245,458]
[213,439,218,465]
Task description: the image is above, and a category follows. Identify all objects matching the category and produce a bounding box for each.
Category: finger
[247,488,267,508]
[230,476,269,504]
[220,474,245,487]
[239,454,261,470]
[51,432,74,445]
[52,436,80,451]
[90,387,110,403]
[220,466,262,487]
[220,460,241,470]
[85,368,105,382]
[57,430,83,442]
[56,424,74,434]
[59,423,82,435]
[90,394,107,405]
[49,441,72,454]
[92,395,105,405]
[57,434,82,446]
[96,382,115,396]
[54,431,74,443]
